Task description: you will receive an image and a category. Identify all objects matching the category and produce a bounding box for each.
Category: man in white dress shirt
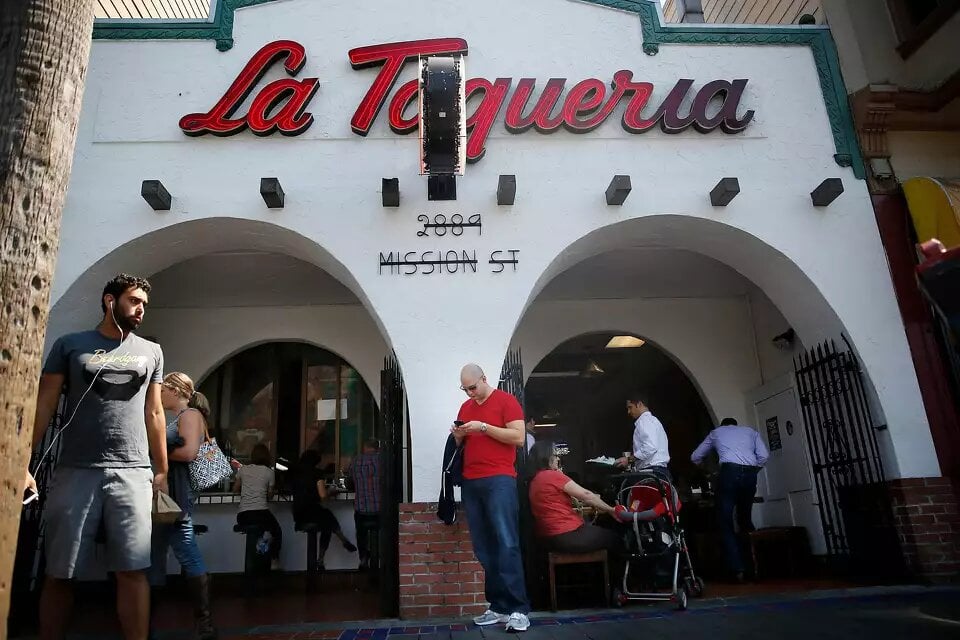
[615,393,671,481]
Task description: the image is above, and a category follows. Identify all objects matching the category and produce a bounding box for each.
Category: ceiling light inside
[606,336,645,348]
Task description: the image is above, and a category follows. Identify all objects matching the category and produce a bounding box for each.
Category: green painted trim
[92,0,280,51]
[585,0,864,178]
[92,0,863,178]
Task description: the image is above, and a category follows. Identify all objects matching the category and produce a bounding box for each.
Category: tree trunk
[0,0,95,633]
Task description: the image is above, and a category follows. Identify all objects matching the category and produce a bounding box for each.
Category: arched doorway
[524,331,714,490]
[197,342,380,487]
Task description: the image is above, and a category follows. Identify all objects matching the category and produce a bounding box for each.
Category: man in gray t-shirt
[25,273,168,640]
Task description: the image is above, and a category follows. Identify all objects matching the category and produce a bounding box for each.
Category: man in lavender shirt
[691,418,769,582]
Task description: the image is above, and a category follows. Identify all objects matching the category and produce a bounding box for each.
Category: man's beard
[118,314,142,333]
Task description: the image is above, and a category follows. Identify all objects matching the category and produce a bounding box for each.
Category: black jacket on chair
[437,434,464,525]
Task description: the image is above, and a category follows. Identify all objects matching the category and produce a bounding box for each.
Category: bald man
[451,364,530,632]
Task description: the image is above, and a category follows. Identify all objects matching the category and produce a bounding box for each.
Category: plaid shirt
[348,452,381,514]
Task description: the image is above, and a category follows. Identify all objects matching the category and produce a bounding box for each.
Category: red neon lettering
[464,78,512,162]
[348,38,467,135]
[179,40,314,136]
[503,78,567,133]
[387,79,419,133]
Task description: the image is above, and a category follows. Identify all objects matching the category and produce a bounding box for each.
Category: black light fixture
[710,177,740,206]
[260,177,284,209]
[141,180,171,211]
[605,175,631,205]
[581,359,605,377]
[382,178,400,207]
[811,178,843,207]
[428,174,456,201]
[419,55,465,201]
[497,175,516,205]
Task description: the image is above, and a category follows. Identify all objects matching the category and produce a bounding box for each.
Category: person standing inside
[233,444,283,569]
[691,417,769,582]
[151,371,218,639]
[524,417,536,453]
[25,273,167,640]
[346,439,381,570]
[451,363,530,632]
[615,393,671,481]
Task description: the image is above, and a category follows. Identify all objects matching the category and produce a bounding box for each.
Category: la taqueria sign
[179,38,755,162]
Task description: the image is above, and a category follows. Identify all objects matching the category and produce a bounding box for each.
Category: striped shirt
[348,452,381,514]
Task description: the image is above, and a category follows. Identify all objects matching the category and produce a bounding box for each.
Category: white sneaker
[473,609,508,626]
[505,612,530,632]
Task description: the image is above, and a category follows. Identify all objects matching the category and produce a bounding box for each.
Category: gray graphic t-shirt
[43,330,163,467]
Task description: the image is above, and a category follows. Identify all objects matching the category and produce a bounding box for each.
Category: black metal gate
[378,354,406,617]
[10,396,65,635]
[794,338,903,576]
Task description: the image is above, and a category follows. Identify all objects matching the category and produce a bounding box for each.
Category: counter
[157,493,360,577]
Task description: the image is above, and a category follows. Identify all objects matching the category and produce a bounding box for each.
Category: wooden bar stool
[547,549,610,611]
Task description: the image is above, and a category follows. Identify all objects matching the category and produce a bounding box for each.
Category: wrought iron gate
[379,354,406,617]
[11,396,65,635]
[794,338,902,576]
[498,348,525,407]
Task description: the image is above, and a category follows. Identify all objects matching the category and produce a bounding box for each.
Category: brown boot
[187,574,218,640]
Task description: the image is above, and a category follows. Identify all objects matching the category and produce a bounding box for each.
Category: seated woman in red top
[528,441,620,553]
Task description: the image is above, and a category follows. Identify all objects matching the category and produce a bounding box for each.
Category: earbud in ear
[108,299,114,308]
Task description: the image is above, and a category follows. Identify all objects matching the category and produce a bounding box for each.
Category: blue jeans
[717,464,759,574]
[461,475,530,615]
[149,514,207,585]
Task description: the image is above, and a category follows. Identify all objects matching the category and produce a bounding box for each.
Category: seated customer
[233,444,283,569]
[292,449,357,569]
[528,441,620,553]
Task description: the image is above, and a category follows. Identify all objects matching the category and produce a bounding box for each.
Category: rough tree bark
[0,0,95,632]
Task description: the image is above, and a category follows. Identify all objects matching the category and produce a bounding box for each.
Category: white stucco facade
[51,0,940,514]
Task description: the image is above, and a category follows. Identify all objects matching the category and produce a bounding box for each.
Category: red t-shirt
[458,389,524,479]
[529,470,584,538]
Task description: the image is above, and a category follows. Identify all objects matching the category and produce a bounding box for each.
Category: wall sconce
[382,178,400,207]
[260,177,285,209]
[710,177,740,206]
[605,175,631,205]
[497,175,516,205]
[810,178,843,207]
[141,180,171,211]
[772,327,796,350]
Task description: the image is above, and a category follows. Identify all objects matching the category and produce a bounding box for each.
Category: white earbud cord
[30,307,128,477]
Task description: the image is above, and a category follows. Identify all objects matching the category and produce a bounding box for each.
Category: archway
[37,219,399,623]
[524,330,715,488]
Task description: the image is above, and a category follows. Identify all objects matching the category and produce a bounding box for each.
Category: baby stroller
[610,471,704,610]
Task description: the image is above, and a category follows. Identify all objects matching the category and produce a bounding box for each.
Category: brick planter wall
[888,477,960,582]
[398,503,487,619]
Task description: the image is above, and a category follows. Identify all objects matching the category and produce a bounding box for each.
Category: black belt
[720,462,760,471]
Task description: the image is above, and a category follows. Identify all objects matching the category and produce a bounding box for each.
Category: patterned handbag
[189,425,233,491]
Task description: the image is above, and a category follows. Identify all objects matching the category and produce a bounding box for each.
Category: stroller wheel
[675,585,689,611]
[612,588,628,607]
[684,576,705,598]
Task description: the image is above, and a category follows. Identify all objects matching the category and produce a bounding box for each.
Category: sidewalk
[126,584,960,640]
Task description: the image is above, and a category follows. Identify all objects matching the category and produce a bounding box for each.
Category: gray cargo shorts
[43,466,153,579]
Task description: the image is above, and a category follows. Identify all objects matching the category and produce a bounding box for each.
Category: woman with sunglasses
[151,372,217,640]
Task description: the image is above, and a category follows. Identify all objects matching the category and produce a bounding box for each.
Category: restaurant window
[887,0,960,58]
[198,342,378,486]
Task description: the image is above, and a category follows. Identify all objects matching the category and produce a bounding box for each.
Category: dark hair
[362,438,380,451]
[626,392,648,407]
[188,390,211,421]
[720,417,738,426]
[251,444,272,466]
[529,441,556,475]
[101,273,151,312]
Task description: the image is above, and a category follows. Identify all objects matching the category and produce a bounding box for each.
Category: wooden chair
[547,549,610,611]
